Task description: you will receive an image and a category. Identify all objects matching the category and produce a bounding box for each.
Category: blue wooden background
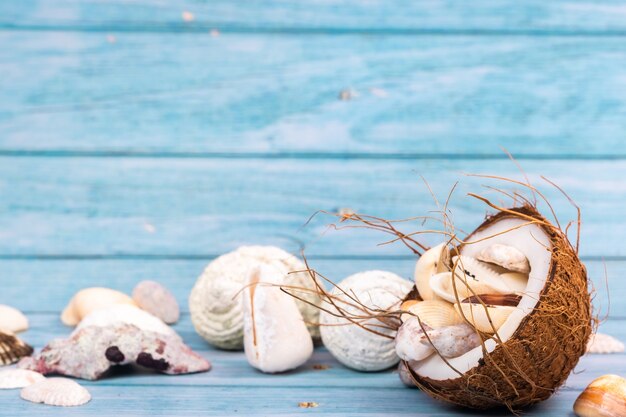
[1,1,625,415]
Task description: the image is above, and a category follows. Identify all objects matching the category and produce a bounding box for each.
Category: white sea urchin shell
[0,369,45,389]
[20,378,91,407]
[320,270,413,371]
[189,246,320,350]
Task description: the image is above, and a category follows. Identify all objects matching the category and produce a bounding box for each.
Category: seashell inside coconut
[401,300,464,328]
[403,206,592,410]
[75,304,178,339]
[0,369,45,389]
[0,305,29,334]
[477,243,531,274]
[20,377,91,407]
[242,264,313,373]
[0,331,33,366]
[320,270,413,372]
[414,243,449,301]
[189,246,321,350]
[454,294,521,334]
[61,287,136,326]
[132,280,180,324]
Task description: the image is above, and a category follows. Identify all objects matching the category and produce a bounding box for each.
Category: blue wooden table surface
[1,1,625,415]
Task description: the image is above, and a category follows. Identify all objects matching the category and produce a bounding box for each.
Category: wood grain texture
[4,0,626,33]
[0,157,619,256]
[2,32,626,155]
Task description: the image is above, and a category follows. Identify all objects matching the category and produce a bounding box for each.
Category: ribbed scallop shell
[20,378,91,407]
[401,300,464,328]
[320,270,413,372]
[189,246,321,350]
[587,333,625,354]
[0,369,45,389]
[0,331,33,366]
[0,305,29,334]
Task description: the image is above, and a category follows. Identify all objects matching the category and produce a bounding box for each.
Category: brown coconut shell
[405,205,592,410]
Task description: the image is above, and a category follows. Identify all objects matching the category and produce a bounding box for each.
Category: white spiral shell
[189,246,320,350]
[320,270,413,371]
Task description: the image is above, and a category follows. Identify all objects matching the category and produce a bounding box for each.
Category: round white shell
[0,305,29,334]
[132,280,180,324]
[189,246,320,350]
[21,378,91,407]
[0,369,45,389]
[75,304,178,339]
[320,270,413,371]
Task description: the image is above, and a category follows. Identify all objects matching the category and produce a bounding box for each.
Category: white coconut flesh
[413,217,552,381]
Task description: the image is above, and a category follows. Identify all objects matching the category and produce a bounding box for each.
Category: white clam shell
[133,280,180,324]
[0,305,29,334]
[0,369,45,389]
[75,304,178,339]
[320,270,413,372]
[587,333,625,354]
[477,243,530,273]
[401,300,464,328]
[413,243,449,301]
[243,264,313,373]
[21,378,91,407]
[454,302,516,334]
[61,287,136,326]
[189,246,320,350]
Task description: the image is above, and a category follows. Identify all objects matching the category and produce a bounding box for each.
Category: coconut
[403,206,592,410]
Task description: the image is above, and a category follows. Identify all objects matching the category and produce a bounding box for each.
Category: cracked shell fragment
[0,369,45,389]
[21,378,91,407]
[19,323,210,380]
[189,246,321,350]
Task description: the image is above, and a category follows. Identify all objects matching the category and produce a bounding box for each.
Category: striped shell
[20,378,91,407]
[189,246,320,350]
[0,369,45,389]
[0,331,33,366]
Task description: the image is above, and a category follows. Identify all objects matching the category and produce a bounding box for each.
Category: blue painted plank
[0,259,621,317]
[1,32,626,155]
[3,0,626,33]
[0,157,620,256]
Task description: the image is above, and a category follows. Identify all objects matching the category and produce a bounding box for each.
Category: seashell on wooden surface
[132,280,180,324]
[189,246,320,350]
[0,331,33,366]
[586,333,625,354]
[61,287,136,326]
[20,377,91,407]
[0,369,45,389]
[573,374,626,417]
[0,305,29,334]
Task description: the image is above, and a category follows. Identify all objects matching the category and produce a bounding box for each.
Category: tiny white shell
[587,333,625,354]
[132,280,180,324]
[0,305,29,334]
[21,378,91,407]
[243,264,313,373]
[61,287,136,326]
[0,369,45,389]
[75,304,178,339]
[189,246,320,350]
[320,270,413,372]
[477,243,530,273]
